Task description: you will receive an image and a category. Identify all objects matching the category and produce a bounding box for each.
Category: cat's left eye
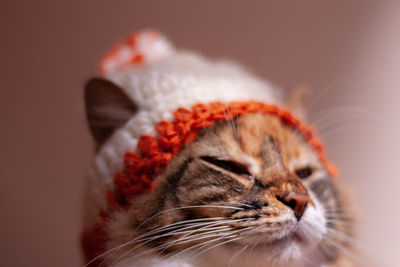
[295,166,313,179]
[200,156,253,179]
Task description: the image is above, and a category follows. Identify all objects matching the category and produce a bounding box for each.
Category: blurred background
[1,1,399,266]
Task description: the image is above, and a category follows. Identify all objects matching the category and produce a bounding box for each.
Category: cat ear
[287,84,310,119]
[85,78,138,147]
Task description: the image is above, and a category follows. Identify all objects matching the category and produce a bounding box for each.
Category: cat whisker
[324,210,358,219]
[137,225,232,246]
[109,218,249,265]
[324,209,353,215]
[128,204,244,239]
[189,235,243,260]
[188,227,251,258]
[311,106,368,127]
[228,244,249,267]
[84,217,226,267]
[326,219,353,226]
[324,213,355,222]
[323,206,354,212]
[315,114,365,136]
[116,227,244,265]
[325,228,358,247]
[312,111,360,130]
[116,222,232,258]
[298,253,321,267]
[213,83,239,139]
[246,243,258,264]
[139,218,249,246]
[169,227,250,261]
[170,234,239,261]
[155,229,235,254]
[307,73,356,110]
[321,235,361,264]
[133,217,227,243]
[132,232,234,261]
[323,231,364,263]
[318,125,373,140]
[174,205,245,211]
[311,106,387,129]
[214,201,254,209]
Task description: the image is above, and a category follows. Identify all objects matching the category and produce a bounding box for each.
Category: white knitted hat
[83,29,279,229]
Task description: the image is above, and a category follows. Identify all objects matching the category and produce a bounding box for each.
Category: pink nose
[281,192,309,221]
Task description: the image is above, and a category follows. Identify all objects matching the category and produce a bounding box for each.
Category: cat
[81,30,355,267]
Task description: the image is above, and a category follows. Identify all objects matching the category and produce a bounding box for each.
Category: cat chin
[189,237,320,267]
[220,199,327,266]
[240,234,315,265]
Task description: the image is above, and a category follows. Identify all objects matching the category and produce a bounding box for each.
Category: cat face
[105,113,350,266]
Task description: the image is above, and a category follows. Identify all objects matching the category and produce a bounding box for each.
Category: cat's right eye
[200,156,253,179]
[295,166,313,179]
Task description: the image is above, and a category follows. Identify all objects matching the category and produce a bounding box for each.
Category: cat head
[84,79,350,267]
[82,30,353,267]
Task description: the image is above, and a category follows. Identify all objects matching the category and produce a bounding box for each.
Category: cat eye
[200,156,253,179]
[295,166,313,179]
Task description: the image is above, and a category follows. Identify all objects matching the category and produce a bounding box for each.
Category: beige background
[1,1,399,266]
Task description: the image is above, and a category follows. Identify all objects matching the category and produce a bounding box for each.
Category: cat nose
[280,192,309,221]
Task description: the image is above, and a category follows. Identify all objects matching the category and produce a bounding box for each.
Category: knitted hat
[82,29,336,264]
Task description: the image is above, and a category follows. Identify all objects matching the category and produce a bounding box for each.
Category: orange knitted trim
[108,101,338,209]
